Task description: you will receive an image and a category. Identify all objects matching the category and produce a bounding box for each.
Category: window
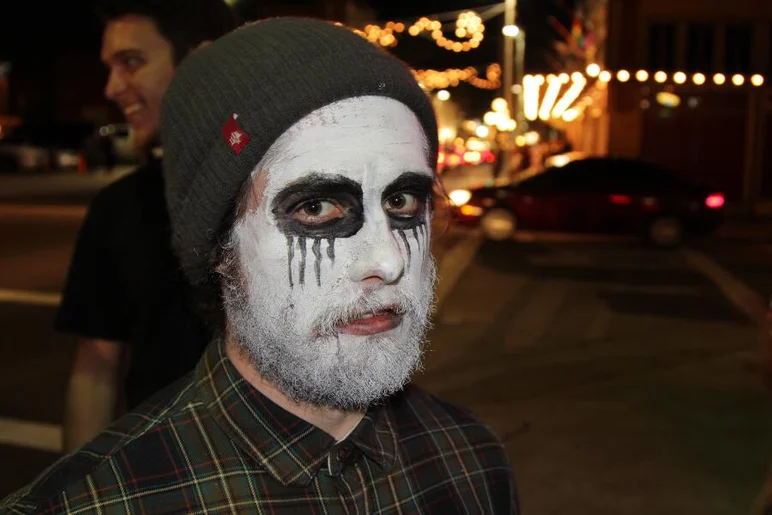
[648,23,677,72]
[686,24,715,73]
[725,24,752,74]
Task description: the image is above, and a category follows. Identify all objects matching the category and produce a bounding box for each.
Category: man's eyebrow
[271,173,363,210]
[102,49,143,65]
[382,172,434,200]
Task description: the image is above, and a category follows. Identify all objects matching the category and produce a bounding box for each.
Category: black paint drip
[327,237,335,264]
[286,235,294,288]
[398,229,411,271]
[298,237,307,287]
[312,238,322,287]
[412,226,420,252]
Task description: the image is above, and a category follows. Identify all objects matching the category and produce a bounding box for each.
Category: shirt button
[337,444,352,462]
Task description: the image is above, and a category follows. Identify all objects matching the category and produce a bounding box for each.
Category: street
[1,171,771,514]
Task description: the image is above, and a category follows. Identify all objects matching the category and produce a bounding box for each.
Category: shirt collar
[196,340,397,487]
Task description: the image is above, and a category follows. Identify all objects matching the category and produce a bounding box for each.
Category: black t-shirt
[56,160,210,410]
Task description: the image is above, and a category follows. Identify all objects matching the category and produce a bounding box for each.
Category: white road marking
[0,288,61,307]
[0,417,62,453]
[682,248,766,325]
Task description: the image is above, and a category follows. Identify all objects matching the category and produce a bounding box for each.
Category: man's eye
[385,193,422,217]
[123,56,145,71]
[292,200,345,224]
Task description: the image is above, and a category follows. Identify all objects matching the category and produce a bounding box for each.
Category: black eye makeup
[272,174,363,288]
[270,171,432,288]
[381,172,433,230]
[382,172,433,270]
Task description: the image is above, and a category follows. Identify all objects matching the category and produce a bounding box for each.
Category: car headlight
[449,189,472,206]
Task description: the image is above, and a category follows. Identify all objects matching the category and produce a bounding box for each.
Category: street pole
[514,31,526,134]
[502,0,516,111]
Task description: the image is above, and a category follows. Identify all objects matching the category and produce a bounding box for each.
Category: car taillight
[609,194,633,205]
[705,193,725,209]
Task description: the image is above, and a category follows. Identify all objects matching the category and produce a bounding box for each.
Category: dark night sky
[0,0,572,121]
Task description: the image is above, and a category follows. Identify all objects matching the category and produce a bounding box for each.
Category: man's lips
[335,309,403,336]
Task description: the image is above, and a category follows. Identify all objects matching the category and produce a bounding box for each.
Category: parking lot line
[0,417,62,454]
[682,248,766,325]
[0,288,61,307]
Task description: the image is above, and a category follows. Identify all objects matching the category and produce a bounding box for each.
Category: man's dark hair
[95,0,238,64]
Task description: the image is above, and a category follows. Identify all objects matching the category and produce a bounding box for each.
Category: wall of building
[604,0,772,208]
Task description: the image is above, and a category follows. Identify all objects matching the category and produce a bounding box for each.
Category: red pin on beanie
[222,113,251,154]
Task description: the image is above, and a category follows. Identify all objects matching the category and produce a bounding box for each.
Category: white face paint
[223,96,437,411]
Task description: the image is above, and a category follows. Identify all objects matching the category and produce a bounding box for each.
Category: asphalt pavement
[0,169,771,514]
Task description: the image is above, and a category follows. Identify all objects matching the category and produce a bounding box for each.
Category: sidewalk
[0,167,132,206]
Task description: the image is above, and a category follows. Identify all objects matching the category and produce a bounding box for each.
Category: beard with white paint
[222,96,437,412]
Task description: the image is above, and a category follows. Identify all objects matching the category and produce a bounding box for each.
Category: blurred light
[515,135,526,146]
[673,71,687,84]
[693,73,706,85]
[598,70,612,83]
[687,97,700,108]
[641,99,651,109]
[502,24,520,37]
[751,74,765,86]
[491,97,508,113]
[550,154,571,167]
[511,84,523,94]
[656,91,681,107]
[552,74,587,118]
[654,71,667,83]
[456,28,467,38]
[636,70,649,82]
[714,73,726,85]
[447,154,462,167]
[562,108,579,122]
[437,89,451,101]
[463,150,482,164]
[524,74,541,121]
[571,72,584,82]
[534,74,545,85]
[586,63,601,77]
[460,205,484,217]
[559,73,570,83]
[705,193,725,209]
[539,75,563,120]
[475,125,490,138]
[609,194,633,205]
[617,70,630,82]
[732,74,745,86]
[466,138,486,151]
[524,131,540,145]
[438,127,454,141]
[483,111,501,126]
[499,119,517,131]
[408,26,420,36]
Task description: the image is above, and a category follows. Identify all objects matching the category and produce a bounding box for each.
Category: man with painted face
[56,0,236,452]
[1,19,517,513]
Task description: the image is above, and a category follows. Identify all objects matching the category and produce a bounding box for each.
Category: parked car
[450,157,725,247]
[0,123,93,173]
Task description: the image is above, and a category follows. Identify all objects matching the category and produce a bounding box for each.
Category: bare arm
[62,338,124,453]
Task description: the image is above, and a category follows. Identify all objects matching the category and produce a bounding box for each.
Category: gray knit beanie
[161,17,438,286]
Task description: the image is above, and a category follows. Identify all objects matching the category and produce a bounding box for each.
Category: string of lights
[414,64,502,91]
[352,10,486,52]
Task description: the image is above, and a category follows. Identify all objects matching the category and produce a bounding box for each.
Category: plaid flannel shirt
[1,340,517,514]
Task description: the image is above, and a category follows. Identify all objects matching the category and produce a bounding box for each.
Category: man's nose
[104,69,126,101]
[347,218,405,286]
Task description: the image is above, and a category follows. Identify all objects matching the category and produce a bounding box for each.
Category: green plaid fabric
[1,340,517,514]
